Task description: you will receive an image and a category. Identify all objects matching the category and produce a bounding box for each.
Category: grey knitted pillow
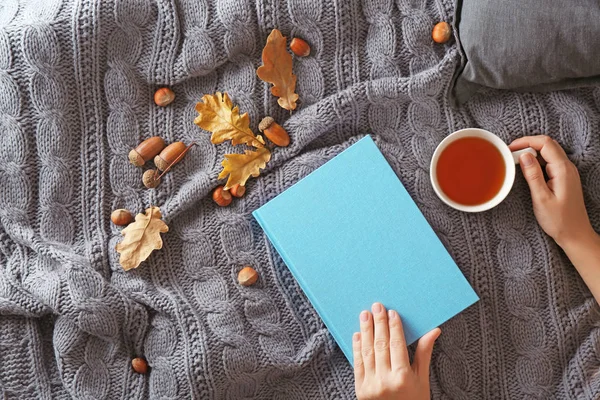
[452,0,600,105]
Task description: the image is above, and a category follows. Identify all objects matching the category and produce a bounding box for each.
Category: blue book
[253,135,479,364]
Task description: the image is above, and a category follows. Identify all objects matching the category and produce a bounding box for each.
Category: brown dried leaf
[218,147,272,190]
[115,206,169,271]
[256,29,299,111]
[194,92,265,148]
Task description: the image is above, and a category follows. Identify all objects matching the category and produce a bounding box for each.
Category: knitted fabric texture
[1,0,599,398]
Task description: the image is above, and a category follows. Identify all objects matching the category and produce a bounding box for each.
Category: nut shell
[432,21,451,44]
[238,266,258,286]
[230,184,246,198]
[142,169,160,188]
[154,142,187,171]
[265,124,290,147]
[154,88,175,107]
[111,209,133,226]
[290,38,310,57]
[212,186,232,207]
[129,136,166,166]
[131,357,148,374]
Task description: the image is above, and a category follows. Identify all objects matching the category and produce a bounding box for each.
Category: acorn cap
[129,150,144,167]
[142,169,160,188]
[154,155,168,171]
[259,116,275,132]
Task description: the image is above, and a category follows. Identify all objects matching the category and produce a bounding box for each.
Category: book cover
[252,135,479,364]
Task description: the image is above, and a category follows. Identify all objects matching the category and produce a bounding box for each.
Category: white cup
[430,128,537,213]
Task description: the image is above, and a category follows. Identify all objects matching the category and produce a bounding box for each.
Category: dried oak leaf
[256,29,299,111]
[194,92,265,148]
[115,206,169,271]
[219,147,271,190]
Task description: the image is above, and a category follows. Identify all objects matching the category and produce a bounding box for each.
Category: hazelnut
[154,142,187,171]
[258,117,290,147]
[129,136,166,167]
[212,186,232,207]
[142,169,160,189]
[290,38,311,57]
[432,22,451,44]
[131,357,148,374]
[230,184,246,198]
[111,209,133,226]
[154,88,175,107]
[238,266,258,286]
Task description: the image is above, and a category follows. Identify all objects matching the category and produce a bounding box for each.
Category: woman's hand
[509,136,595,249]
[511,135,600,303]
[353,303,441,400]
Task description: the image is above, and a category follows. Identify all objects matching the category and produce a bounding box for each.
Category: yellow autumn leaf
[194,92,265,148]
[218,147,272,190]
[256,29,299,111]
[115,206,169,271]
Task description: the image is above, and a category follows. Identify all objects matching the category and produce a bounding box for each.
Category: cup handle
[512,147,537,165]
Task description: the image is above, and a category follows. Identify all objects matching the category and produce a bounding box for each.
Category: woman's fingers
[519,152,553,203]
[357,306,437,377]
[359,310,376,373]
[353,332,365,383]
[509,136,568,164]
[388,310,410,371]
[371,302,391,372]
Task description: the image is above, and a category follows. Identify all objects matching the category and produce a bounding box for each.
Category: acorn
[259,117,290,147]
[290,38,310,57]
[230,184,246,198]
[238,266,258,286]
[432,22,451,44]
[154,88,175,107]
[212,186,232,207]
[111,209,133,226]
[131,357,149,374]
[154,142,187,171]
[129,137,166,167]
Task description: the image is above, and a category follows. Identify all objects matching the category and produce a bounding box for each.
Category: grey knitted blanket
[1,0,599,398]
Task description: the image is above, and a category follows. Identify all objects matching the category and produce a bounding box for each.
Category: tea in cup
[430,128,536,212]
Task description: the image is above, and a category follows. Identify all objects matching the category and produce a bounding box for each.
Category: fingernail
[521,153,534,167]
[353,332,361,342]
[372,303,382,314]
[388,310,395,319]
[360,311,369,322]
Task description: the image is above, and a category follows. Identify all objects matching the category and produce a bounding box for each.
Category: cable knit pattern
[1,0,600,398]
[24,0,72,313]
[494,189,553,398]
[288,0,324,106]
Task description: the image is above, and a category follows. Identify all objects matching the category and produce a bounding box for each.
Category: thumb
[519,153,552,202]
[414,327,441,377]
